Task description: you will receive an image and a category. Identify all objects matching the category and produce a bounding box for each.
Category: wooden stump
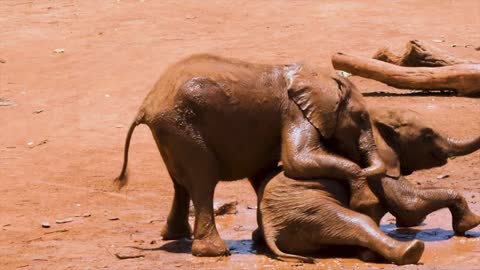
[372,40,477,67]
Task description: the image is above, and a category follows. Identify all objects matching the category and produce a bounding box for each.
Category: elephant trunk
[358,127,386,178]
[446,136,480,157]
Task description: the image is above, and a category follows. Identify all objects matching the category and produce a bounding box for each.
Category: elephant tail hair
[114,111,145,189]
[263,228,316,264]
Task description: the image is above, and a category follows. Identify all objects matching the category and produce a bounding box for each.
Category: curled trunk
[446,136,480,157]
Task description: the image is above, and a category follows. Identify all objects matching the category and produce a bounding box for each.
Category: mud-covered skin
[258,172,425,265]
[255,107,480,263]
[115,54,385,256]
[366,108,480,232]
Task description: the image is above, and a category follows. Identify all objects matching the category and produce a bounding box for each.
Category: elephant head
[286,65,385,178]
[371,108,480,176]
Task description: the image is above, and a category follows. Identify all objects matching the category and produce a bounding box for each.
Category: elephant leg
[161,180,192,240]
[379,177,480,234]
[153,127,229,256]
[313,205,424,265]
[396,187,480,235]
[190,178,230,256]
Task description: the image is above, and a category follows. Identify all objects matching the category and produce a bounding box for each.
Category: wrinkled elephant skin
[115,54,383,256]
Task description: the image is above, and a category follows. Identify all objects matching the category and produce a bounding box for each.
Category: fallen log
[372,40,477,67]
[332,52,480,96]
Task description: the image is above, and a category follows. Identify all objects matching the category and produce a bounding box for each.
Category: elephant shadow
[129,227,480,256]
[363,90,456,97]
[128,238,265,255]
[381,223,480,242]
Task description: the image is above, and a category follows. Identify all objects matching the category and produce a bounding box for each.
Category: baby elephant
[258,170,425,265]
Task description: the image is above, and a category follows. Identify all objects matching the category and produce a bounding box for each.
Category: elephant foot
[389,240,424,265]
[252,228,265,244]
[453,211,480,235]
[192,238,230,257]
[161,222,192,240]
[396,216,426,228]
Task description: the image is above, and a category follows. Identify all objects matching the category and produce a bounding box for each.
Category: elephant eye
[421,128,434,141]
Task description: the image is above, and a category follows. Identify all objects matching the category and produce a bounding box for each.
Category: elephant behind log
[365,107,480,231]
[115,54,385,256]
[257,108,480,264]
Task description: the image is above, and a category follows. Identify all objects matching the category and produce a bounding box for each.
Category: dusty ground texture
[1,1,479,269]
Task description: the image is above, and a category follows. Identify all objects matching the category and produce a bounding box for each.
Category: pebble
[437,174,450,180]
[56,218,73,224]
[41,221,50,228]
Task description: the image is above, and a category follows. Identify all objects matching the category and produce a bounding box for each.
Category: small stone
[108,217,120,221]
[53,48,65,53]
[113,248,144,260]
[338,70,351,78]
[82,213,91,217]
[0,99,15,106]
[436,174,450,180]
[105,94,110,98]
[41,221,50,228]
[214,201,238,216]
[0,59,5,64]
[432,39,445,43]
[56,218,73,224]
[115,125,124,128]
[33,109,44,114]
[150,240,157,245]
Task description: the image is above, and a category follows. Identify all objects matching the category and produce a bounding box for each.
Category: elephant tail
[262,225,316,264]
[114,110,145,189]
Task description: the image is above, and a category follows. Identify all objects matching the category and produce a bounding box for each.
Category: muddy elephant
[364,107,480,232]
[258,169,425,265]
[115,54,385,256]
[257,108,480,264]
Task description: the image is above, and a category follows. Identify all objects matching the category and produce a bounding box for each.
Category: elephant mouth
[430,151,448,165]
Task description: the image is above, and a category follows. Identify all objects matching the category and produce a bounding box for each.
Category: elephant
[257,168,425,265]
[363,107,480,232]
[257,107,480,264]
[115,54,386,256]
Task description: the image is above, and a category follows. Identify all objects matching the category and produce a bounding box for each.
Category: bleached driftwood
[372,40,477,67]
[332,52,480,96]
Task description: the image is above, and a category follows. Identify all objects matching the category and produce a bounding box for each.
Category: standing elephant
[115,54,385,256]
[257,108,479,264]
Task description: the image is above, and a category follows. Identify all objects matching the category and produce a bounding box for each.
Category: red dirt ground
[1,1,479,269]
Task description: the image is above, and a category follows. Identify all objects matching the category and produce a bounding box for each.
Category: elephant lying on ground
[115,54,386,256]
[256,107,480,263]
[362,107,480,232]
[258,170,425,265]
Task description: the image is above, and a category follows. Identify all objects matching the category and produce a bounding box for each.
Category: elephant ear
[286,67,346,139]
[371,109,402,177]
